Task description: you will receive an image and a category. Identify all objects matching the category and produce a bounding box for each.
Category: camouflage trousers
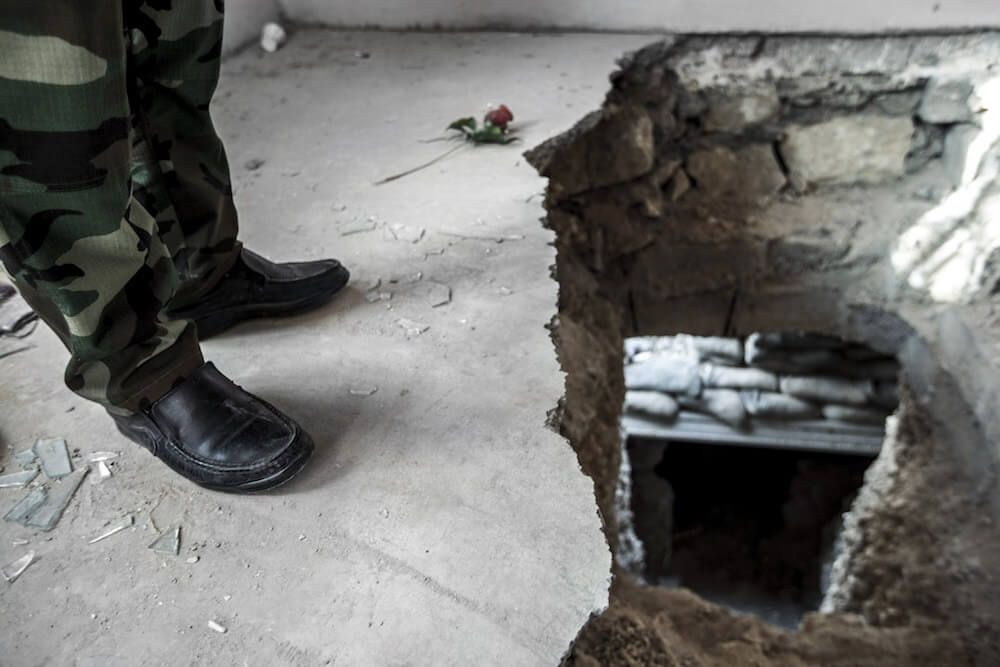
[0,1,241,414]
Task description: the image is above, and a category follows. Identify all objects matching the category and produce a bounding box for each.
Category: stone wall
[528,32,1000,664]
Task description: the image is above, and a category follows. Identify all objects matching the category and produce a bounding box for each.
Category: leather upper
[150,362,297,469]
[112,362,314,491]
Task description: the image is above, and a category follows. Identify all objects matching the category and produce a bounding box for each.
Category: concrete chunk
[703,83,781,132]
[780,115,913,187]
[686,144,786,202]
[918,79,974,124]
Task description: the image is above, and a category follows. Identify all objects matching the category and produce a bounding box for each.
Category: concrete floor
[0,31,655,666]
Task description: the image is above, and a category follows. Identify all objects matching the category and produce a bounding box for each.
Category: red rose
[484,105,514,130]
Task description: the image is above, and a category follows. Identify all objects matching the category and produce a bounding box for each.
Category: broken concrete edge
[527,31,999,194]
[526,30,1000,661]
[544,313,617,663]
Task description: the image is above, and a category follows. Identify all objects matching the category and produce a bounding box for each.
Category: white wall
[278,0,1000,32]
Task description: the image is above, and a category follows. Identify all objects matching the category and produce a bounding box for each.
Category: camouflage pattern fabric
[0,1,240,413]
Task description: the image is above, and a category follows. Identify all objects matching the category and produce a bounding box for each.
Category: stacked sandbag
[623,332,900,431]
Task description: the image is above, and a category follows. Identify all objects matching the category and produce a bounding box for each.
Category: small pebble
[186,556,199,564]
[208,620,227,634]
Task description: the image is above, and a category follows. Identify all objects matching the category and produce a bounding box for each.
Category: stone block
[779,114,914,188]
[587,105,656,189]
[918,78,975,124]
[703,83,781,132]
[686,144,786,203]
[874,89,923,116]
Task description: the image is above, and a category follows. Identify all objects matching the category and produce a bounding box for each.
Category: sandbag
[688,336,743,365]
[700,363,778,391]
[624,336,658,361]
[625,354,702,396]
[751,331,847,350]
[679,389,746,428]
[745,335,845,374]
[740,390,822,419]
[822,404,891,426]
[624,391,680,421]
[780,376,873,406]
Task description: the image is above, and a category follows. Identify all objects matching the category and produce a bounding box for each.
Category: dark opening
[621,331,898,628]
[641,438,873,627]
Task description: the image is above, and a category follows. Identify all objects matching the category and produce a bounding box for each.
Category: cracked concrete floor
[0,30,655,666]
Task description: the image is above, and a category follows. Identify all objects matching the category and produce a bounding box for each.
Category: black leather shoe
[172,248,350,340]
[111,363,314,492]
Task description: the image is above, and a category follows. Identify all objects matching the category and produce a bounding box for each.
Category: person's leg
[124,0,350,338]
[0,3,203,414]
[0,4,314,492]
[125,0,240,306]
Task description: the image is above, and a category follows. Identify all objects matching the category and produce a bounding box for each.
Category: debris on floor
[4,486,48,524]
[388,271,423,285]
[397,318,429,336]
[149,526,182,556]
[0,469,39,489]
[439,230,525,243]
[340,220,378,236]
[419,281,452,307]
[385,224,426,243]
[13,449,37,468]
[32,438,73,479]
[89,461,113,485]
[207,620,227,634]
[23,468,88,531]
[259,22,286,53]
[84,451,120,464]
[349,386,378,397]
[243,158,265,171]
[1,551,37,583]
[365,290,392,303]
[88,515,134,545]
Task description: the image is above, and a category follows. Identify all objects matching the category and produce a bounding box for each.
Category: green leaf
[470,127,519,144]
[448,117,477,133]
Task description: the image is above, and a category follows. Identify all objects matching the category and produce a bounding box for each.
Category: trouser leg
[0,4,203,414]
[126,0,241,309]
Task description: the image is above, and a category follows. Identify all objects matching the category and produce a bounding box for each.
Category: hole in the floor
[619,331,898,628]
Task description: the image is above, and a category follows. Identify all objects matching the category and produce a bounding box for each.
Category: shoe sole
[195,267,350,340]
[112,415,315,494]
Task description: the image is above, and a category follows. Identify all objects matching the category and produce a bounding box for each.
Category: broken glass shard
[13,449,36,468]
[149,525,181,556]
[1,551,37,583]
[26,467,88,531]
[397,318,429,336]
[88,515,134,544]
[0,469,39,489]
[83,451,120,464]
[33,438,73,479]
[4,486,48,525]
[89,461,112,484]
